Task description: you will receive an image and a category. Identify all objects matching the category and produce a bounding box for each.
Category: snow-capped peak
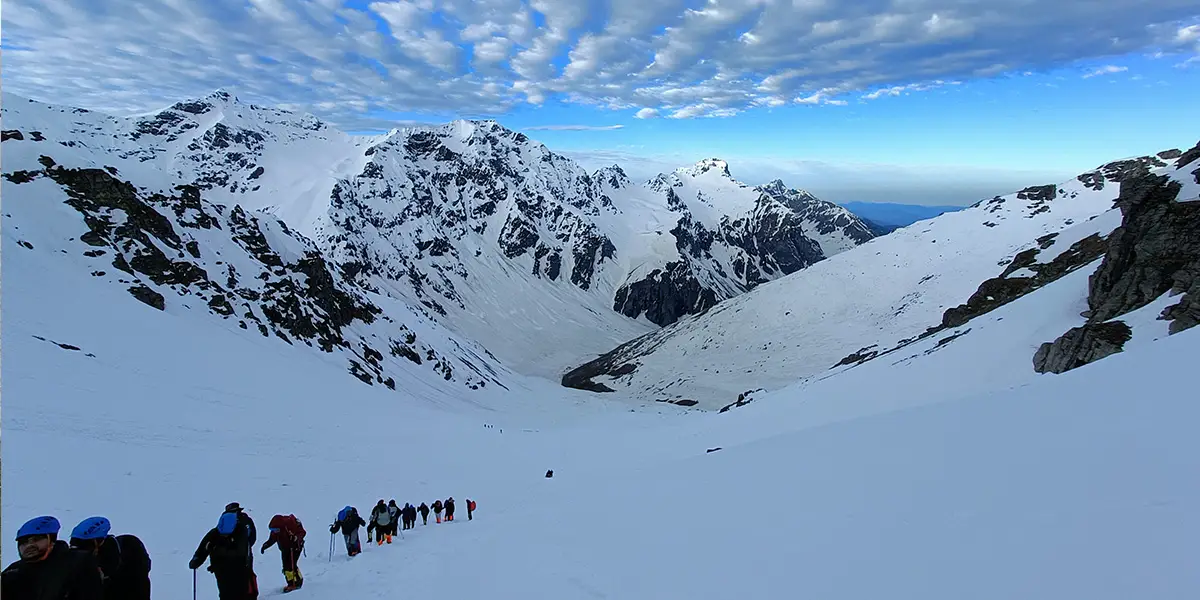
[760,179,789,195]
[679,158,733,179]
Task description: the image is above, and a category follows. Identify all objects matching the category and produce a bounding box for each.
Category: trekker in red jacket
[260,515,305,593]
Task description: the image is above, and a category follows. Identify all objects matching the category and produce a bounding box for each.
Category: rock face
[1034,150,1200,374]
[1033,321,1133,373]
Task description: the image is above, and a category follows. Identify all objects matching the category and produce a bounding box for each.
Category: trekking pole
[329,532,334,562]
[192,568,197,600]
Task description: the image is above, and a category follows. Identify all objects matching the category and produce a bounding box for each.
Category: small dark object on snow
[706,447,722,453]
[545,470,554,478]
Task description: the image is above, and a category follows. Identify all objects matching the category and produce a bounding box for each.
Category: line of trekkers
[4,497,477,600]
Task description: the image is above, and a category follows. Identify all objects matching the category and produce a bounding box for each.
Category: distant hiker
[431,500,444,524]
[189,511,259,600]
[444,497,456,522]
[69,516,152,600]
[545,469,554,478]
[2,516,103,600]
[223,502,257,568]
[402,504,417,530]
[367,500,393,545]
[418,503,430,525]
[329,506,365,557]
[260,514,306,593]
[387,500,402,536]
[466,499,477,521]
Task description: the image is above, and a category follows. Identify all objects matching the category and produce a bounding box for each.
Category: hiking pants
[468,507,473,520]
[214,568,258,600]
[435,511,442,523]
[421,514,428,525]
[278,545,300,572]
[343,529,361,554]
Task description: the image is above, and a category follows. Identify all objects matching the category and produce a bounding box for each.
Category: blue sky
[3,0,1198,205]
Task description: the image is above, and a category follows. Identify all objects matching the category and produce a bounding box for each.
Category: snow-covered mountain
[2,91,875,380]
[564,145,1200,407]
[2,94,519,399]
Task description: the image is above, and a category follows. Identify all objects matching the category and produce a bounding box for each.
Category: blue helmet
[217,512,239,535]
[71,517,111,541]
[16,516,61,540]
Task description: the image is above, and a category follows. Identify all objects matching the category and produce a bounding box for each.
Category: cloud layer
[2,0,1198,128]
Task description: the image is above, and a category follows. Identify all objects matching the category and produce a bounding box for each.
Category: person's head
[388,499,397,506]
[16,516,60,561]
[224,502,243,513]
[69,517,111,554]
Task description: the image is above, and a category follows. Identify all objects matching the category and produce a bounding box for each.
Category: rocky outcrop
[1033,321,1133,374]
[1034,152,1200,373]
[614,262,719,326]
[941,233,1108,328]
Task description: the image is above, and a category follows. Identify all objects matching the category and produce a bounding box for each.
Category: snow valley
[3,91,1199,600]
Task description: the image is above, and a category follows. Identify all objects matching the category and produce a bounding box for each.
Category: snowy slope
[4,234,1197,598]
[565,146,1200,407]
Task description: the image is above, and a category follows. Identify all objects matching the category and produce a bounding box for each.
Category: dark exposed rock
[942,233,1108,328]
[1158,149,1183,160]
[1033,321,1131,374]
[614,262,719,326]
[570,232,616,290]
[128,284,165,310]
[1034,168,1200,373]
[208,293,235,316]
[497,214,539,258]
[2,130,24,141]
[248,166,265,180]
[171,100,212,115]
[1086,175,1198,325]
[30,131,45,142]
[1174,141,1200,173]
[834,346,879,368]
[3,170,39,184]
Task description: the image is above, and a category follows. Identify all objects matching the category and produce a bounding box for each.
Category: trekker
[431,500,443,524]
[68,516,152,600]
[330,507,365,557]
[387,501,402,536]
[467,499,477,521]
[445,497,456,522]
[2,516,103,600]
[189,512,259,600]
[418,503,430,525]
[367,500,393,545]
[403,504,417,530]
[222,502,257,568]
[260,514,306,593]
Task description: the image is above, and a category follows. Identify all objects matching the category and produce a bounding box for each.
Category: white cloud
[634,108,659,119]
[1082,65,1128,78]
[2,0,1198,126]
[522,124,625,131]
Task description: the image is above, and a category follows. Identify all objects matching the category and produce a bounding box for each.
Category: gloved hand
[329,524,338,533]
[260,546,266,554]
[188,557,203,570]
